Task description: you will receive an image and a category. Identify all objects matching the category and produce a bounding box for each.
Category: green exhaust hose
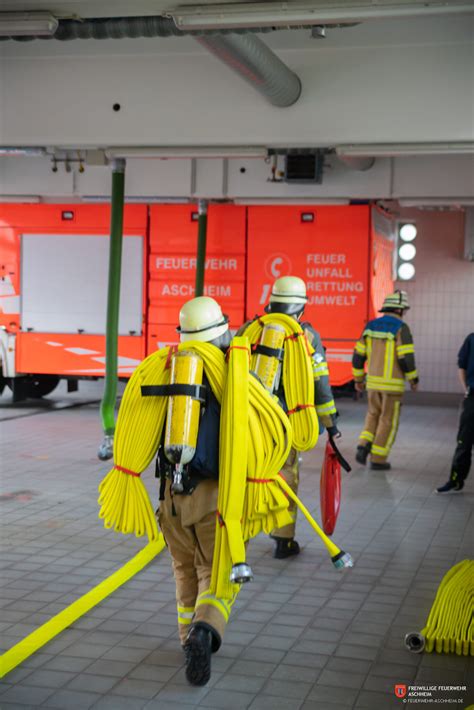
[100,159,126,442]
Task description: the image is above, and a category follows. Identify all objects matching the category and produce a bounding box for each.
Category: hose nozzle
[331,551,354,570]
[405,632,425,653]
[230,563,253,584]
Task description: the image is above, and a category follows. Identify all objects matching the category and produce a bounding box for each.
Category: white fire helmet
[177,296,229,343]
[266,275,308,316]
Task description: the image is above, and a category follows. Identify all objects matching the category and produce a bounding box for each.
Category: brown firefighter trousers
[359,391,403,464]
[158,478,235,647]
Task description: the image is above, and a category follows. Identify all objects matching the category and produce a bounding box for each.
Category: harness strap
[141,383,207,403]
[251,343,284,360]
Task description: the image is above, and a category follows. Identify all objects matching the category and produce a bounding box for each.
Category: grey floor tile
[200,689,256,709]
[43,688,101,709]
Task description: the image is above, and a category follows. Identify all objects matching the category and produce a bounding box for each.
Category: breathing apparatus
[163,351,205,493]
[166,297,230,493]
[251,322,286,393]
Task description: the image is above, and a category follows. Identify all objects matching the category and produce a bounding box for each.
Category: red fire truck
[0,203,394,398]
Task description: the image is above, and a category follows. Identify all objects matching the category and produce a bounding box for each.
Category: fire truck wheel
[24,375,60,399]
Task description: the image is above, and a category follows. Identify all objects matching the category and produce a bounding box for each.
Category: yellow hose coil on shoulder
[406,559,474,656]
[98,342,225,541]
[242,313,318,451]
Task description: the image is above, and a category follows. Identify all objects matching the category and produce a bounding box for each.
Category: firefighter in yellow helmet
[352,290,418,470]
[240,275,339,559]
[156,296,231,687]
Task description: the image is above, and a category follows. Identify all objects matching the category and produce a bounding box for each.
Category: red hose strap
[216,510,225,527]
[247,477,274,484]
[284,332,304,342]
[116,466,141,478]
[165,344,179,370]
[287,403,314,416]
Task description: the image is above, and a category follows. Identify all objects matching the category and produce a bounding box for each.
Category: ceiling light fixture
[337,143,474,157]
[0,12,58,37]
[167,1,474,31]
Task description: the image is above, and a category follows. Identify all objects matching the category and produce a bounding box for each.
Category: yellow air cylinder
[251,323,286,393]
[164,352,204,489]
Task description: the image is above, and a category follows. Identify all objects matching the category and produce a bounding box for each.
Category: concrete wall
[396,209,473,394]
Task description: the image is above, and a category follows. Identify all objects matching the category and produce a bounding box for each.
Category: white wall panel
[2,41,473,147]
[393,156,474,198]
[395,209,473,394]
[0,156,74,196]
[227,155,392,199]
[21,234,143,334]
[75,159,192,197]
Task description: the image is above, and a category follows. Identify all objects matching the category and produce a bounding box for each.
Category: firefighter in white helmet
[240,275,339,559]
[156,296,231,687]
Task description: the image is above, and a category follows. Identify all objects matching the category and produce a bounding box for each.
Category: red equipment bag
[320,436,351,535]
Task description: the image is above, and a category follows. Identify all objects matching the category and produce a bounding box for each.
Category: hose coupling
[230,563,254,584]
[98,435,114,461]
[331,551,354,570]
[405,632,425,653]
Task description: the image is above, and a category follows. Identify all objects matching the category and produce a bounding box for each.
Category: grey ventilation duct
[196,33,301,107]
[2,15,302,107]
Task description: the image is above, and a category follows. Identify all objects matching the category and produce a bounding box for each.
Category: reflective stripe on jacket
[352,314,418,394]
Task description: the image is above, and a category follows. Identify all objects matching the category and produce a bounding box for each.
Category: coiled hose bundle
[405,559,474,656]
[242,313,319,451]
[211,337,293,599]
[98,342,225,541]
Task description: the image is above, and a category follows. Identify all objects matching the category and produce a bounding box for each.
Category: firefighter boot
[369,461,391,471]
[355,444,371,465]
[271,535,300,559]
[184,623,212,686]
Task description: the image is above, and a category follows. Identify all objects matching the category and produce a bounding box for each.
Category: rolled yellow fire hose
[405,559,474,656]
[241,313,319,451]
[211,336,296,598]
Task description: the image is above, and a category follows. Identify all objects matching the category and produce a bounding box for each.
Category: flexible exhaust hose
[3,17,301,108]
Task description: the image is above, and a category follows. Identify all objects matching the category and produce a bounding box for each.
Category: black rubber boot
[370,461,391,471]
[355,444,371,465]
[184,623,212,686]
[271,536,300,559]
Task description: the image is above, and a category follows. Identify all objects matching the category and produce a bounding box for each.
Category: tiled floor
[0,386,473,709]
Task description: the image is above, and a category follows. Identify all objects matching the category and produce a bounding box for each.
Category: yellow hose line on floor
[242,314,318,451]
[0,538,165,679]
[420,560,474,655]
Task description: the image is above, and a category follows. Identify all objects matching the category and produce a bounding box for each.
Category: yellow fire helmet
[380,290,410,312]
[177,296,229,343]
[266,275,308,316]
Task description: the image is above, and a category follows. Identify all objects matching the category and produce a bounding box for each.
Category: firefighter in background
[240,275,340,559]
[156,296,231,687]
[437,332,474,494]
[352,290,418,470]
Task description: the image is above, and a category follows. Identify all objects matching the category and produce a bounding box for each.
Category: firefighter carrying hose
[240,275,339,559]
[352,290,418,470]
[156,296,232,687]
